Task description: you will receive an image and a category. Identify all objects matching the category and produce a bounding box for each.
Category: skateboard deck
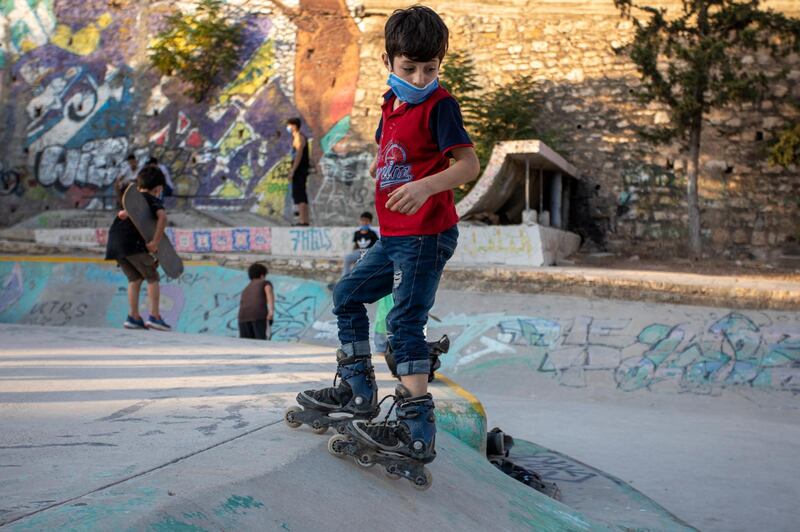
[122,185,184,279]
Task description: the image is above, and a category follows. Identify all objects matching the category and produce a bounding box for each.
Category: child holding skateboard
[104,166,172,331]
[237,262,275,340]
[287,5,480,488]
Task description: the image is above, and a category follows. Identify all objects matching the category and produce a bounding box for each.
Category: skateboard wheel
[284,406,302,429]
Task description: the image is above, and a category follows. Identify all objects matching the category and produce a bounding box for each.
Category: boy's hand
[146,240,158,253]
[117,210,128,220]
[386,180,433,215]
[369,157,378,179]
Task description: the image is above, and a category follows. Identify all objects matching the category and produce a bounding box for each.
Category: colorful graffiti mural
[2,0,373,222]
[0,260,330,341]
[431,311,800,394]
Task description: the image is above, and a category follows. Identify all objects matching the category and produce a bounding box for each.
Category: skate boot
[284,348,379,435]
[384,335,449,383]
[327,384,436,490]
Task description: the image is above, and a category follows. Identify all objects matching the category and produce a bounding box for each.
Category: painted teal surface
[0,260,330,341]
[319,115,350,154]
[7,487,161,531]
[509,439,698,531]
[436,401,487,454]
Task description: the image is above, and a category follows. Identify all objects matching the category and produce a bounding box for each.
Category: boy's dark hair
[287,117,301,128]
[126,154,136,161]
[137,165,166,191]
[147,157,158,165]
[385,6,448,64]
[248,262,268,280]
[359,211,373,221]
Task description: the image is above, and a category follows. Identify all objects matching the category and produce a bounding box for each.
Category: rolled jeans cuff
[395,359,431,377]
[339,340,372,358]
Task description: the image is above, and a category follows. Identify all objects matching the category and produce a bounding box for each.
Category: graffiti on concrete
[433,311,800,394]
[0,261,330,341]
[314,151,374,225]
[513,452,598,484]
[0,263,24,315]
[170,228,272,254]
[0,164,22,196]
[3,1,372,224]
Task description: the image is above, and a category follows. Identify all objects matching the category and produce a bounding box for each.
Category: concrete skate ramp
[423,289,800,532]
[0,257,331,341]
[456,140,578,219]
[0,325,611,531]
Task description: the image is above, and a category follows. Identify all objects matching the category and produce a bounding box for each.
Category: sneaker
[123,315,146,329]
[145,315,172,331]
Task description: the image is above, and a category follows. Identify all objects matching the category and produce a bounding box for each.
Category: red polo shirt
[374,87,473,236]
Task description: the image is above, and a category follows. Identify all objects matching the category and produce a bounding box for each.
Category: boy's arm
[264,283,275,321]
[369,155,378,178]
[146,209,167,253]
[385,146,480,215]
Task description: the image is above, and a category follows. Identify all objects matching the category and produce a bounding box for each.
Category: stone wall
[1,0,798,260]
[351,1,800,260]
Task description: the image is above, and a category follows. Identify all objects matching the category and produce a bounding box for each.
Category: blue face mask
[359,225,370,231]
[387,73,439,104]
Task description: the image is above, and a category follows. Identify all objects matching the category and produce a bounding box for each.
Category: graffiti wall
[0,259,330,341]
[0,0,374,224]
[429,307,800,395]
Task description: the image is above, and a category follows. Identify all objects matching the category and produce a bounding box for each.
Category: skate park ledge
[2,234,798,310]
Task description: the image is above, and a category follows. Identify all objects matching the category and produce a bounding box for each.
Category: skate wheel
[412,467,433,491]
[356,454,374,469]
[384,466,400,480]
[284,406,303,429]
[336,424,348,435]
[311,420,329,435]
[327,434,348,458]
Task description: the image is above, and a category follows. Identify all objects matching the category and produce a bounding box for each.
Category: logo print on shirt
[376,142,414,190]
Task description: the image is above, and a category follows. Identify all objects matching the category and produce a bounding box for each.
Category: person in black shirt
[105,166,172,331]
[287,117,310,226]
[342,211,379,277]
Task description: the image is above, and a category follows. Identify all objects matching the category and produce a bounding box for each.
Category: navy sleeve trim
[429,97,473,155]
[375,117,384,145]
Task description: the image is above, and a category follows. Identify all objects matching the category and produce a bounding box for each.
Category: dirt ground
[572,251,800,281]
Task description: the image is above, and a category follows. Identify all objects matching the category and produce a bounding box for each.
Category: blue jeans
[333,225,458,376]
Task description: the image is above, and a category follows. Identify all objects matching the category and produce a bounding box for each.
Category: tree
[441,50,559,201]
[149,0,244,103]
[614,0,800,259]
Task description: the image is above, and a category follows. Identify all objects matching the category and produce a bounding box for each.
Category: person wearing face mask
[288,6,480,487]
[286,117,310,226]
[341,211,379,278]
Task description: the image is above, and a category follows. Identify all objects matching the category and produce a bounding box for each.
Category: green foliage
[440,49,481,124]
[472,76,560,168]
[149,0,244,103]
[441,50,559,201]
[770,123,800,166]
[614,0,800,142]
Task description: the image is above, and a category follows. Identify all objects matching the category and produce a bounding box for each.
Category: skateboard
[122,185,184,279]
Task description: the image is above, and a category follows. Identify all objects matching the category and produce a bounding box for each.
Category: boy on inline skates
[285,5,480,489]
